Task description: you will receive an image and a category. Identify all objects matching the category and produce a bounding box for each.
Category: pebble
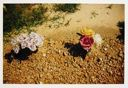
[108,69,113,75]
[106,44,109,48]
[56,49,61,54]
[117,72,121,76]
[104,48,107,51]
[118,57,122,61]
[63,52,67,56]
[112,56,116,59]
[48,39,55,46]
[108,55,111,60]
[43,53,47,57]
[40,74,43,78]
[39,81,43,84]
[118,51,123,57]
[102,67,106,71]
[96,58,100,62]
[46,51,50,54]
[91,76,96,82]
[96,57,102,63]
[58,50,61,53]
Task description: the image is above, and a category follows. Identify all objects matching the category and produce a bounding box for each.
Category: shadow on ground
[5,48,37,63]
[64,42,87,59]
[117,21,124,43]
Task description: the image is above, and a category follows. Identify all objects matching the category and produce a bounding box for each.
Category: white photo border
[1,0,128,88]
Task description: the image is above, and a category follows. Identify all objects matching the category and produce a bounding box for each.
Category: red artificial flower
[80,35,94,51]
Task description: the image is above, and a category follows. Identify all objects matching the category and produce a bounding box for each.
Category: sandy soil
[3,4,124,84]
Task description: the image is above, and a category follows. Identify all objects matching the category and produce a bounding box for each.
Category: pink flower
[80,35,94,51]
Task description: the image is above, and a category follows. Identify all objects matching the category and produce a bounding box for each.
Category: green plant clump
[3,4,47,33]
[54,4,80,13]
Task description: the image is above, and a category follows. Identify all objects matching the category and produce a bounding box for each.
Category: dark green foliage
[106,4,113,9]
[3,4,47,32]
[54,4,80,13]
[117,21,124,43]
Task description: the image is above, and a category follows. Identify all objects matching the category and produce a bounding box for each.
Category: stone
[58,50,61,53]
[91,76,96,82]
[43,53,46,57]
[39,81,43,84]
[63,52,67,56]
[96,58,100,62]
[104,48,107,51]
[106,44,109,48]
[108,69,113,75]
[118,51,123,57]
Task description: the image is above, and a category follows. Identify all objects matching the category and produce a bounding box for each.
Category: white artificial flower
[17,33,28,43]
[93,33,103,47]
[29,32,37,39]
[11,38,18,46]
[28,44,37,51]
[21,41,28,49]
[29,32,43,47]
[11,32,44,53]
[35,36,43,46]
[13,45,20,54]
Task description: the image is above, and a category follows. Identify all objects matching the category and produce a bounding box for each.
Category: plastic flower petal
[17,33,28,43]
[21,41,28,49]
[11,32,44,53]
[29,32,38,39]
[28,44,37,51]
[80,28,95,37]
[35,36,43,46]
[80,35,94,51]
[13,45,20,54]
[29,32,44,46]
[93,33,103,46]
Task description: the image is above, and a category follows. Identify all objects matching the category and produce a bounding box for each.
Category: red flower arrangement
[80,35,94,51]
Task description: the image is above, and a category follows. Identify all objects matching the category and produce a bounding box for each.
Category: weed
[54,4,80,13]
[90,11,98,19]
[3,4,47,33]
[106,4,113,9]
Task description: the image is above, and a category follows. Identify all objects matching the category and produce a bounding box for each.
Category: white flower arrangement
[11,32,44,54]
[93,33,103,47]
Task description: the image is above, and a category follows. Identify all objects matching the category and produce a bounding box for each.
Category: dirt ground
[3,4,124,84]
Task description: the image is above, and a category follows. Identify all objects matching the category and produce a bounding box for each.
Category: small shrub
[117,21,124,43]
[3,4,47,33]
[54,4,80,13]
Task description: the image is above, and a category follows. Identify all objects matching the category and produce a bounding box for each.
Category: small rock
[56,49,61,54]
[108,55,111,59]
[119,47,122,51]
[46,51,50,54]
[117,72,121,76]
[91,76,96,82]
[58,50,61,53]
[43,53,46,57]
[104,48,107,51]
[96,58,100,62]
[102,67,106,71]
[106,44,109,48]
[39,74,43,78]
[91,76,95,79]
[39,81,43,84]
[118,51,123,57]
[63,52,67,56]
[108,69,113,75]
[112,56,116,59]
[96,57,102,63]
[118,57,122,61]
